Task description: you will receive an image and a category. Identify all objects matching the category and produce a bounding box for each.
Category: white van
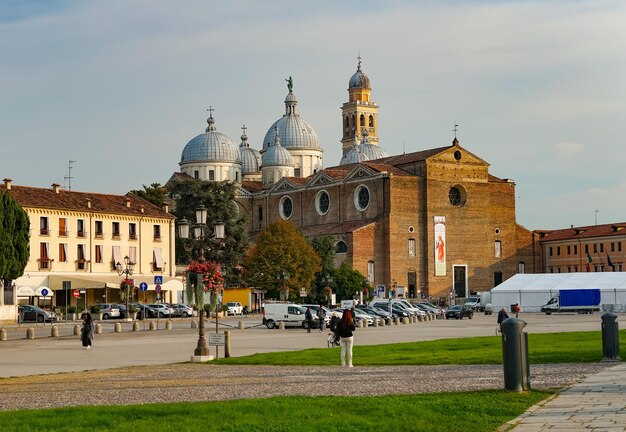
[262,303,308,329]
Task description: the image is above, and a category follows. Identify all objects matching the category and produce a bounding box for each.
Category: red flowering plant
[120,278,134,302]
[186,261,224,312]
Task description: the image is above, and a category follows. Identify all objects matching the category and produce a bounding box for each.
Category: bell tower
[341,56,379,156]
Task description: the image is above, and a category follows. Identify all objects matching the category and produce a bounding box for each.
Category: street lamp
[178,205,225,359]
[116,255,135,321]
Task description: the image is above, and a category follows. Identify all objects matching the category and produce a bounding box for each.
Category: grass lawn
[213,329,626,366]
[0,390,552,432]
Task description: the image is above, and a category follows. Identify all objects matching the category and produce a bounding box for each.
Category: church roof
[374,146,450,165]
[180,115,240,164]
[538,223,626,242]
[348,57,371,89]
[302,219,377,237]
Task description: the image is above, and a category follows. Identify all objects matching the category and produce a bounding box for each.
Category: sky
[1,0,625,230]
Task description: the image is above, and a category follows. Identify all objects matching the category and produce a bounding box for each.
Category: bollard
[394,318,400,325]
[26,327,35,339]
[402,317,409,325]
[500,317,530,392]
[372,319,378,327]
[238,321,245,330]
[133,321,140,332]
[95,323,103,334]
[278,321,285,331]
[191,320,198,329]
[601,312,620,361]
[225,330,231,358]
[149,320,157,331]
[73,324,81,336]
[379,318,385,327]
[165,320,172,330]
[418,314,423,322]
[51,325,59,338]
[0,328,7,341]
[386,318,393,326]
[114,322,122,333]
[357,320,363,328]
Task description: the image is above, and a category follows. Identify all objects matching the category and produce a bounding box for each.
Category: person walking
[317,305,326,332]
[497,307,509,333]
[80,311,94,350]
[304,306,314,333]
[336,309,356,367]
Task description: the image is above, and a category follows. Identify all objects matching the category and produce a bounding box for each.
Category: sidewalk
[507,361,626,431]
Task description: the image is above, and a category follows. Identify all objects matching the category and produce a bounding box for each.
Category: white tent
[491,273,626,312]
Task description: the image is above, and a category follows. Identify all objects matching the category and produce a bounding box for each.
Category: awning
[153,248,164,269]
[48,275,121,289]
[14,275,51,297]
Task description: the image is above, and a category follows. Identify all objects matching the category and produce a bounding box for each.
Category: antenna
[453,123,459,139]
[64,160,76,190]
[595,209,598,226]
[403,139,406,154]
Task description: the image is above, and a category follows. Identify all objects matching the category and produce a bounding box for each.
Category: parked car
[18,305,57,323]
[356,305,390,321]
[262,303,307,329]
[135,304,158,320]
[225,301,243,316]
[445,305,474,320]
[147,303,173,317]
[352,308,378,326]
[169,303,195,318]
[92,304,120,320]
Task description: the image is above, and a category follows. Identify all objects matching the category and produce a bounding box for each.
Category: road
[0,312,615,378]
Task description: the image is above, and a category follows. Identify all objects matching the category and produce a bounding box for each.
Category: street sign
[139,282,148,292]
[41,288,49,296]
[155,284,162,293]
[209,334,225,346]
[154,276,163,284]
[73,289,80,298]
[299,288,306,297]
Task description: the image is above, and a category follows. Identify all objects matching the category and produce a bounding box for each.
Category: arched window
[279,196,293,220]
[360,114,365,128]
[336,241,348,254]
[369,115,374,128]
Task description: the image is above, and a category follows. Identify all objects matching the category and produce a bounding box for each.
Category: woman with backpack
[335,309,356,367]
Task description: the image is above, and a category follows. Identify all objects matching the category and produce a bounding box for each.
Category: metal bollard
[114,322,122,333]
[133,321,140,332]
[51,325,59,338]
[95,323,103,334]
[73,324,81,336]
[278,321,285,331]
[225,330,231,358]
[26,327,35,339]
[149,320,156,331]
[165,320,172,330]
[601,312,620,361]
[0,328,7,341]
[238,321,245,330]
[500,317,530,392]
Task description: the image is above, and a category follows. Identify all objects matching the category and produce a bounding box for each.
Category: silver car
[147,303,173,317]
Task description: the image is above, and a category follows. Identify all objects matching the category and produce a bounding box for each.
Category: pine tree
[0,192,30,304]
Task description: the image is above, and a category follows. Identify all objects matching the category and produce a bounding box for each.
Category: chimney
[3,178,12,190]
[162,203,169,213]
[86,198,92,209]
[52,183,61,194]
[126,198,131,208]
[140,206,144,214]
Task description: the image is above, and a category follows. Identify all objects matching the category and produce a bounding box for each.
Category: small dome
[349,57,370,89]
[340,139,368,165]
[358,129,388,160]
[239,125,261,175]
[262,128,294,167]
[181,115,239,163]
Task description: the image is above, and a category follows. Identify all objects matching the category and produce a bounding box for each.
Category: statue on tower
[285,76,293,93]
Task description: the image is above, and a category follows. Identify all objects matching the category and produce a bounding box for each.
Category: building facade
[0,179,180,321]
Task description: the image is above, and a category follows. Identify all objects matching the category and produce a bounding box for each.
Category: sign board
[139,282,148,292]
[155,284,162,293]
[299,288,306,297]
[208,334,226,346]
[154,276,163,284]
[80,290,86,294]
[340,300,355,309]
[41,288,49,297]
[73,290,80,298]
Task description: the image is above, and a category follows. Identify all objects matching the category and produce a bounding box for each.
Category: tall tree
[129,183,168,207]
[309,236,336,303]
[332,262,367,302]
[170,180,248,284]
[0,193,30,305]
[242,221,321,301]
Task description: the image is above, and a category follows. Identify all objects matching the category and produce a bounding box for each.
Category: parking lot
[0,312,619,378]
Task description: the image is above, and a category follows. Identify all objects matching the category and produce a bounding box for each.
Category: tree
[129,183,168,207]
[242,221,321,301]
[308,236,336,303]
[0,193,30,305]
[170,180,248,285]
[332,262,367,303]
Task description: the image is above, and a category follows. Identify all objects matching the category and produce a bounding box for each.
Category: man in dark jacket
[304,307,314,333]
[497,307,509,325]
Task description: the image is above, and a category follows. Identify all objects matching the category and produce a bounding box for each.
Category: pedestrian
[497,307,509,328]
[513,303,520,318]
[243,305,248,316]
[336,309,356,367]
[317,305,326,332]
[304,306,314,333]
[329,311,341,345]
[80,311,94,350]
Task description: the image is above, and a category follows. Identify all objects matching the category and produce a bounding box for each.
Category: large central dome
[181,115,239,163]
[262,89,321,151]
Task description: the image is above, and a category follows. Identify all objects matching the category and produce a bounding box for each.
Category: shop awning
[49,274,122,289]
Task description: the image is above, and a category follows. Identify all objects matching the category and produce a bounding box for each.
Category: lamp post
[116,255,135,321]
[178,205,225,359]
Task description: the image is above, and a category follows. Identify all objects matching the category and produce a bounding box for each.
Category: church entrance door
[453,265,467,299]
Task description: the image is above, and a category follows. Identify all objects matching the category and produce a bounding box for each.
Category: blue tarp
[560,289,601,307]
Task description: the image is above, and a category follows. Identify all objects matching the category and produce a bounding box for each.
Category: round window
[448,186,467,207]
[454,150,462,161]
[354,185,370,211]
[280,196,293,219]
[316,190,330,215]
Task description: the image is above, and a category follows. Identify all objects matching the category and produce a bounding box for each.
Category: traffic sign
[139,282,148,292]
[73,289,80,298]
[154,276,163,284]
[41,288,49,297]
[155,284,162,293]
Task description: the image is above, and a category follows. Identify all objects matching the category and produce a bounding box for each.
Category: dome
[340,140,368,165]
[181,115,239,163]
[239,125,261,175]
[349,57,370,89]
[262,128,294,167]
[359,142,389,160]
[262,84,321,151]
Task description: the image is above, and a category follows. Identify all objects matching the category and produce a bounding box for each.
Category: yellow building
[0,179,181,321]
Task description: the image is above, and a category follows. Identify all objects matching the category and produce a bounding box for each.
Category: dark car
[445,305,474,320]
[135,304,158,320]
[18,305,57,323]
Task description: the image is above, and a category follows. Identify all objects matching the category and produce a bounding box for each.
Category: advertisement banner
[434,216,446,276]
